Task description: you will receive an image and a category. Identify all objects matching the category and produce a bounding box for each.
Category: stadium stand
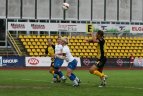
[19,35,143,58]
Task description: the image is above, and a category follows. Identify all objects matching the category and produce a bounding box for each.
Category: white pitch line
[2,78,143,90]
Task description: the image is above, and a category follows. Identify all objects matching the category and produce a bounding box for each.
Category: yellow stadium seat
[73,43,76,46]
[41,42,45,45]
[77,49,81,52]
[41,49,45,53]
[106,53,110,56]
[75,39,78,42]
[115,53,119,56]
[30,39,34,42]
[87,49,90,52]
[88,46,92,49]
[39,39,43,42]
[27,35,32,38]
[71,36,76,39]
[80,53,84,57]
[117,50,120,53]
[108,50,112,53]
[25,39,29,42]
[94,50,97,52]
[32,42,36,45]
[29,52,34,56]
[125,50,128,53]
[85,43,89,46]
[109,46,113,49]
[35,45,39,49]
[82,49,86,53]
[110,43,115,46]
[39,52,44,56]
[77,43,80,45]
[80,36,84,39]
[82,39,86,42]
[114,46,117,49]
[73,49,77,52]
[27,42,32,45]
[137,50,141,53]
[46,36,50,39]
[32,49,36,52]
[37,42,41,45]
[84,46,88,49]
[93,46,97,49]
[107,43,110,46]
[39,45,43,49]
[23,42,27,45]
[25,45,29,49]
[70,46,74,49]
[89,53,93,56]
[79,39,82,43]
[75,46,79,49]
[36,49,41,52]
[72,53,75,56]
[111,53,114,56]
[41,36,46,38]
[119,53,123,56]
[84,53,88,56]
[21,38,25,42]
[93,53,97,56]
[75,53,80,57]
[19,35,23,39]
[124,53,128,56]
[30,45,34,49]
[37,35,41,38]
[44,39,47,42]
[89,43,93,46]
[112,50,116,53]
[44,46,47,49]
[23,35,28,38]
[121,50,124,53]
[34,38,38,42]
[133,50,137,53]
[32,35,36,38]
[34,52,39,56]
[91,49,94,52]
[27,49,31,52]
[81,43,85,45]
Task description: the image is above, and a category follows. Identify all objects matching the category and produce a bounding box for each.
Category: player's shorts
[68,59,77,70]
[54,57,64,68]
[96,56,107,69]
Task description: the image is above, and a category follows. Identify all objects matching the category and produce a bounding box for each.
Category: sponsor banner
[0,56,2,66]
[133,57,143,67]
[26,57,51,67]
[8,22,131,33]
[81,58,130,67]
[130,25,143,33]
[93,24,130,33]
[80,58,97,67]
[62,57,81,67]
[2,56,25,67]
[106,58,130,67]
[26,57,81,67]
[8,22,86,32]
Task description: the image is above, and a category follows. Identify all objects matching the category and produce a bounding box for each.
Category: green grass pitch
[0,69,143,96]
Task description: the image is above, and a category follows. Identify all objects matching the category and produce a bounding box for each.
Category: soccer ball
[62,3,69,10]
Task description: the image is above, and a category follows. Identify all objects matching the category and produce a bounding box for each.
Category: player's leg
[54,58,66,82]
[66,59,80,86]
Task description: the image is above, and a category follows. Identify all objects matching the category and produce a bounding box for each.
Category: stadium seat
[35,45,39,49]
[32,49,36,52]
[27,49,31,52]
[23,42,27,45]
[19,35,23,39]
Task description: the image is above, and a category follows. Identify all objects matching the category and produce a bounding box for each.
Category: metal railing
[7,32,22,56]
